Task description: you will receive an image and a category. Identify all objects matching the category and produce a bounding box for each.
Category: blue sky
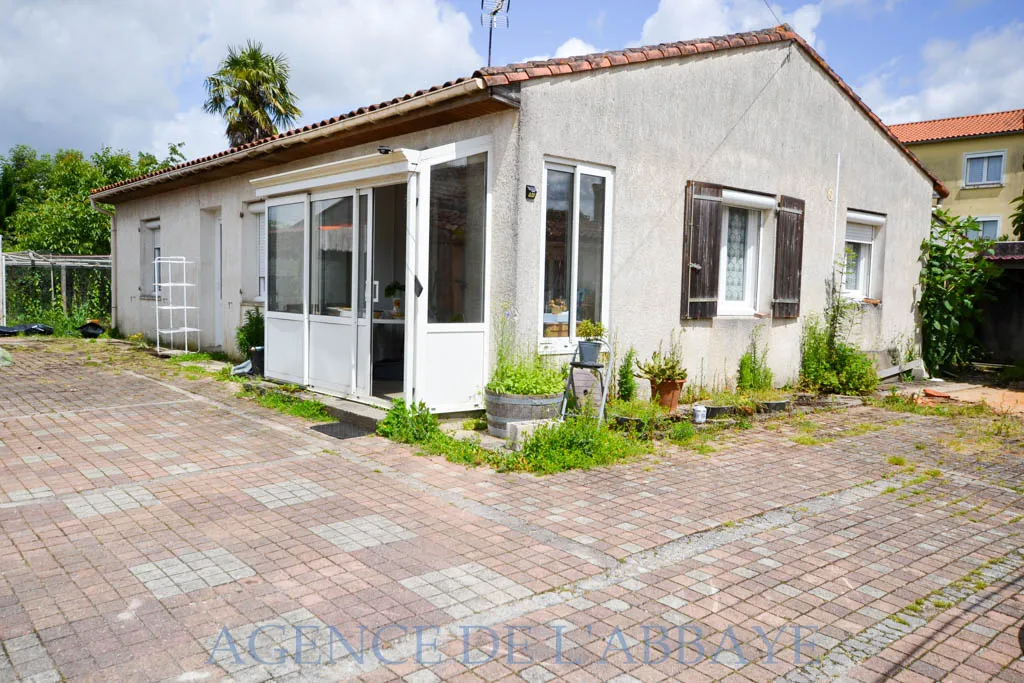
[0,0,1020,159]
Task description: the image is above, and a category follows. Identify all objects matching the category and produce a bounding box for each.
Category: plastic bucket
[693,405,707,424]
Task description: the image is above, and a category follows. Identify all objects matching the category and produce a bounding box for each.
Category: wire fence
[1,243,111,333]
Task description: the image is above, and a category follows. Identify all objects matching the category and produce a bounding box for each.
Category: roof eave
[91,78,490,202]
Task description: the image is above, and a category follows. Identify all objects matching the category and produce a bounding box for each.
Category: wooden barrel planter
[485,390,561,439]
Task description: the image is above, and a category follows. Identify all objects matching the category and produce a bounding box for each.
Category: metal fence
[0,236,111,326]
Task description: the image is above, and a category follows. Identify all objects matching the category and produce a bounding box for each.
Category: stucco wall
[909,134,1024,237]
[111,111,520,357]
[512,42,934,387]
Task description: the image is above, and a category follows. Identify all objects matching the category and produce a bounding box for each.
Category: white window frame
[716,204,762,317]
[842,215,883,301]
[247,202,268,302]
[538,158,614,355]
[141,219,161,297]
[969,215,1000,240]
[963,150,1006,187]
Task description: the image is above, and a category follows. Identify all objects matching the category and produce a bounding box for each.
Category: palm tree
[203,40,302,148]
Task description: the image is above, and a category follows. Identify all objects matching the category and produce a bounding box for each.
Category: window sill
[539,340,575,356]
[962,182,1003,189]
[716,306,759,318]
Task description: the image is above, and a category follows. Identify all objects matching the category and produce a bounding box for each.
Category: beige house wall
[909,133,1024,236]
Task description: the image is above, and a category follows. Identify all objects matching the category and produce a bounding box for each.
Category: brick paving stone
[63,484,159,518]
[400,563,532,619]
[243,477,336,509]
[129,547,256,599]
[311,514,416,552]
[1,340,1023,682]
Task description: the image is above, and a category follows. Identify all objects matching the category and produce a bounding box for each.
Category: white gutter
[91,78,488,202]
[89,197,117,329]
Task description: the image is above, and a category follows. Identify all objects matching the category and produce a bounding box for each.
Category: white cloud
[554,38,600,59]
[640,0,823,48]
[859,22,1024,124]
[0,0,482,159]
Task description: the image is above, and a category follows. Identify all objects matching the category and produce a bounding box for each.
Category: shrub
[376,399,439,443]
[608,398,668,440]
[799,278,877,395]
[918,209,1002,374]
[617,347,637,402]
[236,308,264,356]
[515,414,646,474]
[737,324,773,392]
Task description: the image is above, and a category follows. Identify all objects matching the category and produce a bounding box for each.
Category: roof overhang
[251,148,421,197]
[92,78,510,203]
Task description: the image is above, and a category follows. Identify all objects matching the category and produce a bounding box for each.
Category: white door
[308,190,356,395]
[412,140,492,412]
[264,195,308,385]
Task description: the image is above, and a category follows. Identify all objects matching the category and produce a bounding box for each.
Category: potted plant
[635,335,688,412]
[384,281,405,316]
[575,319,606,364]
[485,311,565,438]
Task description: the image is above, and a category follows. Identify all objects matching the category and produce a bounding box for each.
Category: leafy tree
[203,40,302,147]
[1,143,185,254]
[918,209,1003,374]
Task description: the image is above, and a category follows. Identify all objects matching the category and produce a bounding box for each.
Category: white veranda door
[265,196,307,385]
[412,140,491,412]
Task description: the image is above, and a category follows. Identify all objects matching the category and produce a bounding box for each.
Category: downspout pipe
[89,197,117,330]
[829,153,842,279]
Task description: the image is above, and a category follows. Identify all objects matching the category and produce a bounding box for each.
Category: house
[890,109,1024,239]
[90,25,945,413]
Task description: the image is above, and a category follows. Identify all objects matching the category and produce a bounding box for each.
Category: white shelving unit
[154,256,199,355]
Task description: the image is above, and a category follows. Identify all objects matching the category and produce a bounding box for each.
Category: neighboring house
[91,25,944,413]
[890,109,1024,239]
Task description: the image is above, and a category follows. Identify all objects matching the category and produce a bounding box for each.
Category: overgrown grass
[238,387,330,421]
[376,399,647,474]
[867,392,991,418]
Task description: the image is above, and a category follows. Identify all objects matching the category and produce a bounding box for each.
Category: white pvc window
[539,160,613,350]
[964,151,1005,186]
[843,223,875,300]
[968,216,999,240]
[717,205,760,316]
[140,219,161,296]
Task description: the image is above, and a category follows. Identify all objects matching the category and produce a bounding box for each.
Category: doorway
[263,183,407,405]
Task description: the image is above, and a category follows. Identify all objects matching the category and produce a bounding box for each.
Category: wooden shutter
[681,181,722,319]
[772,195,805,319]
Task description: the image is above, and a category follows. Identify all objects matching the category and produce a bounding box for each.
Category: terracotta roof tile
[889,109,1024,144]
[93,25,946,199]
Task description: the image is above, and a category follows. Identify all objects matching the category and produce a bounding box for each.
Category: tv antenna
[481,0,511,67]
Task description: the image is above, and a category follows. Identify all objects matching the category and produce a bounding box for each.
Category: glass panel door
[307,192,357,395]
[264,199,307,384]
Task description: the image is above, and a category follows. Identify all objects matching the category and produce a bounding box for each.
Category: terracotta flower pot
[652,379,686,412]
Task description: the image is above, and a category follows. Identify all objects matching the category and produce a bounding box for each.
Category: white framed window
[963,151,1005,187]
[539,160,613,352]
[968,216,999,240]
[842,222,875,300]
[140,219,161,296]
[243,203,268,302]
[717,204,761,316]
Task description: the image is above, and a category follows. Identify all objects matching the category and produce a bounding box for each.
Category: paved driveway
[0,339,1022,682]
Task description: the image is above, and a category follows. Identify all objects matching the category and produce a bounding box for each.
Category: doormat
[311,421,374,440]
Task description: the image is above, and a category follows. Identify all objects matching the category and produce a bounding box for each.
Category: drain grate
[311,421,374,440]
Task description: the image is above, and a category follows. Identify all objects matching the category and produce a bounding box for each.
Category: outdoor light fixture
[378,145,392,155]
[525,185,537,200]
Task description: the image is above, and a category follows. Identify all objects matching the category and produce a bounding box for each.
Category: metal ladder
[560,339,613,422]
